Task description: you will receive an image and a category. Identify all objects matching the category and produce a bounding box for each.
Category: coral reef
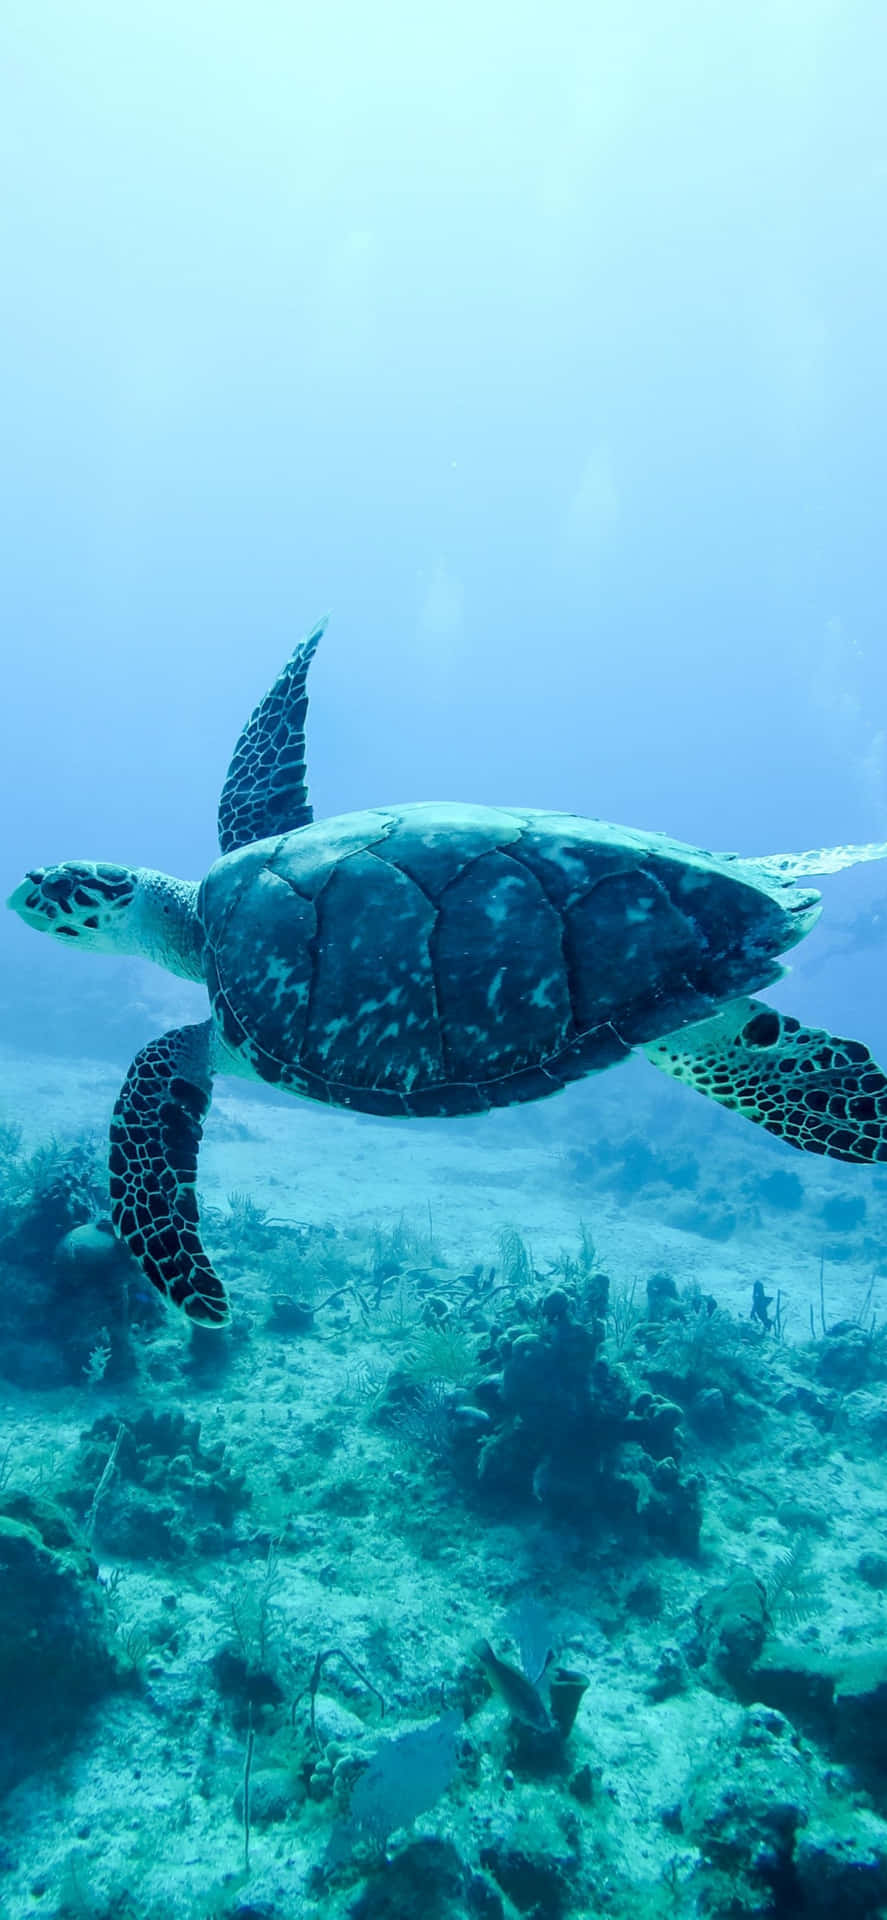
[0,1130,163,1387]
[3,1107,887,1919]
[62,1409,252,1559]
[0,1489,128,1792]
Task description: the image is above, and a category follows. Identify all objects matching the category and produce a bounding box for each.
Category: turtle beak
[7,872,47,924]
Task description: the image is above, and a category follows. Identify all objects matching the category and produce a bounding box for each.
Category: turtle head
[8,861,206,980]
[7,862,139,951]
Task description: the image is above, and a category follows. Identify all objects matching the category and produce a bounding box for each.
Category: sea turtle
[9,619,887,1327]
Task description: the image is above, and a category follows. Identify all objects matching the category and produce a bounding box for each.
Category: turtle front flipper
[644,997,887,1164]
[217,616,327,854]
[109,1020,229,1324]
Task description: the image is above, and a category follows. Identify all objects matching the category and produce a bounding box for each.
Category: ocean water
[2,5,887,1916]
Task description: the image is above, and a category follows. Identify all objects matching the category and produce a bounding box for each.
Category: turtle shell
[198,802,815,1118]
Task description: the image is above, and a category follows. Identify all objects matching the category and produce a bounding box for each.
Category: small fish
[471,1638,552,1730]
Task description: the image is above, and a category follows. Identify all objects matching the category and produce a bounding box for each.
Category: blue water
[3,3,887,1058]
[2,8,887,1915]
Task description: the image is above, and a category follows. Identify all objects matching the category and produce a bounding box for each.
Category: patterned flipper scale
[109,1019,228,1324]
[645,996,887,1163]
[217,617,327,854]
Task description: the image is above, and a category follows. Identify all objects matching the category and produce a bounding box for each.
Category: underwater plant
[497,1225,536,1294]
[224,1537,284,1673]
[766,1533,824,1631]
[325,1710,463,1866]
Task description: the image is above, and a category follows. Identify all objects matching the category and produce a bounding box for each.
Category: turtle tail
[644,997,887,1164]
[109,1019,229,1325]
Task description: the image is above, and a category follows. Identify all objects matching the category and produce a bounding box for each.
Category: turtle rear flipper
[109,1020,229,1324]
[218,616,327,854]
[645,997,887,1163]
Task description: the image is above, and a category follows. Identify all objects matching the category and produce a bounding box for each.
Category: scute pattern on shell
[199,803,802,1119]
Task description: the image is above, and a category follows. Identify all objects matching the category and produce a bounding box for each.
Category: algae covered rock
[694,1569,769,1690]
[684,1706,811,1911]
[0,1492,125,1790]
[857,1550,887,1590]
[817,1329,882,1391]
[0,1140,104,1265]
[746,1640,836,1735]
[66,1407,251,1559]
[746,1639,887,1788]
[833,1647,887,1773]
[348,1836,467,1920]
[841,1388,887,1445]
[794,1809,887,1917]
[468,1288,702,1549]
[479,1832,574,1919]
[0,1132,160,1389]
